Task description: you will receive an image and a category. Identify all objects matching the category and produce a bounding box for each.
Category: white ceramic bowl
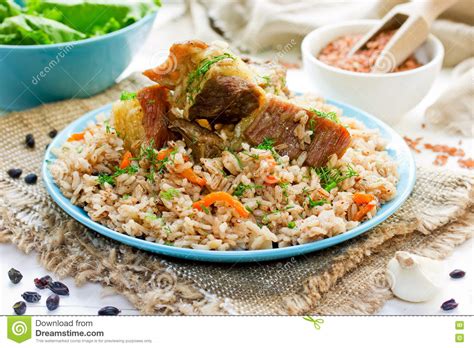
[301,20,444,125]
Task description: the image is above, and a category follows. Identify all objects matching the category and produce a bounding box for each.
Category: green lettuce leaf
[0,0,21,22]
[0,14,85,44]
[27,0,160,36]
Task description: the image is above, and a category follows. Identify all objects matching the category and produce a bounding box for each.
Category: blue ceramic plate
[43,100,415,263]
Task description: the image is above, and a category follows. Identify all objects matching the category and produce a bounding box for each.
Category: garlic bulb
[386,251,443,302]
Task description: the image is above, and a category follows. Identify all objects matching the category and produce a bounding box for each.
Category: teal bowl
[0,12,156,111]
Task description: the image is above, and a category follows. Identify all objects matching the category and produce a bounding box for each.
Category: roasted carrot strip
[67,132,85,142]
[181,168,206,187]
[353,193,375,205]
[119,151,133,169]
[264,175,279,185]
[157,148,174,161]
[353,203,376,221]
[193,192,249,218]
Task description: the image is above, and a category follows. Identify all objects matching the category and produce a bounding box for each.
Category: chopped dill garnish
[97,173,114,186]
[308,118,315,140]
[308,197,328,208]
[255,138,280,162]
[120,91,137,101]
[226,148,243,169]
[159,188,181,201]
[113,165,138,176]
[242,151,260,160]
[164,241,174,246]
[145,213,158,220]
[200,204,211,214]
[245,205,253,213]
[186,53,235,101]
[309,108,340,124]
[260,75,271,85]
[287,221,296,229]
[314,165,358,192]
[279,182,289,198]
[262,209,280,224]
[233,183,263,197]
[256,138,275,150]
[122,194,130,199]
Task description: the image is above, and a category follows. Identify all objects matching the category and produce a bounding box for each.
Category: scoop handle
[419,0,458,25]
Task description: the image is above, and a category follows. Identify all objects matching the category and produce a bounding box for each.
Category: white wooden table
[1,4,472,316]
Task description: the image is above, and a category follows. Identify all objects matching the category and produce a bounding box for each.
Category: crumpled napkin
[425,59,474,136]
[187,0,473,67]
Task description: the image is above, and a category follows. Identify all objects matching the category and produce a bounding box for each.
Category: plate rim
[42,100,416,263]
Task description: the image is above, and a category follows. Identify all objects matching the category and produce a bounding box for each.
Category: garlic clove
[386,251,443,303]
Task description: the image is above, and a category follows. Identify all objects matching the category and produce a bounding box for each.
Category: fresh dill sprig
[314,165,358,192]
[255,138,280,161]
[309,108,340,124]
[225,148,243,169]
[233,183,263,197]
[159,188,181,201]
[186,53,235,101]
[145,212,159,220]
[256,138,275,150]
[113,165,139,176]
[307,197,328,208]
[97,173,115,186]
[120,91,137,101]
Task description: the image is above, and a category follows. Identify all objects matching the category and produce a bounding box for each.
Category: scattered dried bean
[8,268,23,284]
[441,298,458,311]
[7,168,22,179]
[34,275,52,289]
[98,306,121,316]
[13,301,27,315]
[46,294,60,311]
[21,291,41,303]
[449,269,466,279]
[48,281,69,296]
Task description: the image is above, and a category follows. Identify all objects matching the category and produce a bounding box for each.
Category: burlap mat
[1,74,473,315]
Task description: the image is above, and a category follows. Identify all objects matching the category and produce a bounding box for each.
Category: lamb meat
[244,97,351,167]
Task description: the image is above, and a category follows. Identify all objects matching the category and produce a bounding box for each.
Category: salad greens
[0,0,160,45]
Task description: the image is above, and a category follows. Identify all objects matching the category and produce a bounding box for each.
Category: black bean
[7,168,22,179]
[48,129,58,138]
[21,291,41,303]
[24,173,37,184]
[48,281,69,296]
[441,298,458,311]
[25,134,35,148]
[449,269,466,279]
[8,268,23,284]
[98,306,121,316]
[13,301,26,315]
[34,275,52,289]
[46,294,60,311]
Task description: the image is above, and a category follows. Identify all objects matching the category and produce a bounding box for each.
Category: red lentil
[318,30,422,73]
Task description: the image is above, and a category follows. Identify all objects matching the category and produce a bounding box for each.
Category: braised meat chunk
[168,117,225,158]
[188,75,264,124]
[137,85,177,149]
[143,40,266,123]
[244,97,351,167]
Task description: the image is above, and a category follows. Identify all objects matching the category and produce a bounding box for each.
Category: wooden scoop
[348,0,458,73]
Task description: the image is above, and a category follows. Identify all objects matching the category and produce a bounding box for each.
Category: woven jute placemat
[1,74,473,315]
